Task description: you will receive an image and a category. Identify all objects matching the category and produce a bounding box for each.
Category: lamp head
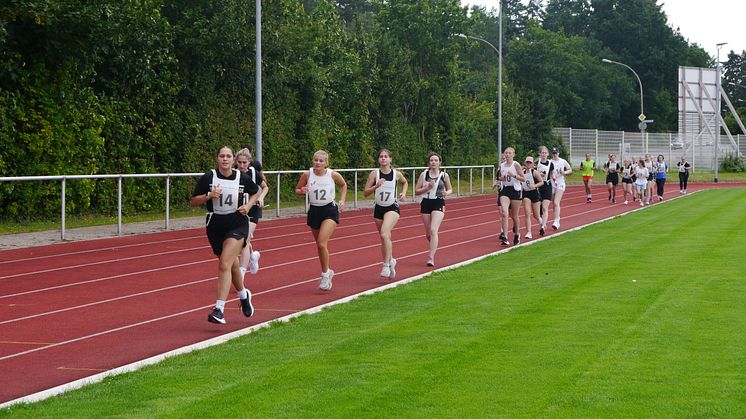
[601,58,612,63]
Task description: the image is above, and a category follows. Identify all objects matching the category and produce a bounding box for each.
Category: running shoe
[249,250,261,274]
[208,308,225,324]
[239,290,254,317]
[539,226,545,236]
[388,258,397,279]
[513,234,520,245]
[427,259,435,267]
[380,263,391,278]
[500,237,510,246]
[320,269,334,291]
[524,232,533,239]
[552,223,559,230]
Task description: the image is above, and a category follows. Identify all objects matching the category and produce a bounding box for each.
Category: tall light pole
[457,31,503,155]
[602,58,647,133]
[255,0,263,163]
[714,42,728,183]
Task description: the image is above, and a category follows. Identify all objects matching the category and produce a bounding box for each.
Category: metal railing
[1,165,494,240]
[553,127,744,170]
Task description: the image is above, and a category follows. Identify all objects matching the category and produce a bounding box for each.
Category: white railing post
[165,175,170,230]
[276,173,281,218]
[481,167,485,193]
[354,170,358,209]
[61,177,66,240]
[117,176,123,236]
[456,168,461,196]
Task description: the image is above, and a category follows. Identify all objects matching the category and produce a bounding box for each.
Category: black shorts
[606,173,619,185]
[248,205,262,224]
[205,212,249,256]
[420,198,445,214]
[622,178,633,184]
[374,203,400,220]
[523,189,541,203]
[307,202,340,230]
[538,184,552,201]
[499,187,522,201]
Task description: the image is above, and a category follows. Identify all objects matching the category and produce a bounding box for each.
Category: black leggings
[656,178,666,197]
[679,172,689,190]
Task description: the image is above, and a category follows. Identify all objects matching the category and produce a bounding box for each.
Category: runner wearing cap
[550,147,572,230]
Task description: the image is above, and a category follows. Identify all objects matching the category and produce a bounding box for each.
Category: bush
[720,154,746,172]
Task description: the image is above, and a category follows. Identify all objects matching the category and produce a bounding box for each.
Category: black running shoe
[513,234,520,245]
[500,237,509,246]
[240,290,254,317]
[208,308,225,324]
[539,226,545,236]
[499,232,507,242]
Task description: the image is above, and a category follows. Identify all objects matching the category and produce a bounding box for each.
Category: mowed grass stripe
[3,188,745,417]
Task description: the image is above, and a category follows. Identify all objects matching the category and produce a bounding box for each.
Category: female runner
[191,146,259,324]
[363,149,409,279]
[294,150,348,291]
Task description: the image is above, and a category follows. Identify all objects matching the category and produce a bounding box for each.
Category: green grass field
[3,188,746,417]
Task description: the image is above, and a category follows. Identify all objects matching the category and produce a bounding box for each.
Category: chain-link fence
[553,128,745,170]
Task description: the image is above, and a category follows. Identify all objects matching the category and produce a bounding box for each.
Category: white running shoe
[624,200,628,205]
[640,201,644,207]
[524,232,533,239]
[320,269,334,291]
[380,262,391,278]
[552,222,559,230]
[389,258,397,280]
[249,250,260,274]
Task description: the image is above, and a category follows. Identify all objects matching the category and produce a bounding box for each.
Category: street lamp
[457,33,503,155]
[714,42,728,183]
[255,0,263,163]
[602,58,647,133]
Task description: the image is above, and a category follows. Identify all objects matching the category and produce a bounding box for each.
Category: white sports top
[210,169,242,215]
[308,168,335,206]
[634,167,649,185]
[500,162,522,191]
[522,168,537,192]
[552,157,571,187]
[374,169,398,206]
[421,170,445,199]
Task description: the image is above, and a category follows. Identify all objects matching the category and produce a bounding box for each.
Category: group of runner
[581,153,692,207]
[190,145,693,324]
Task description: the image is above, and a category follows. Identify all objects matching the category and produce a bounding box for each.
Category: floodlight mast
[714,42,728,183]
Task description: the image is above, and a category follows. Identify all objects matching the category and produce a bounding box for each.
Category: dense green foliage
[1,0,736,221]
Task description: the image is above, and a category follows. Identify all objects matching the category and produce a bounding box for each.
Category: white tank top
[374,169,397,206]
[210,169,242,215]
[537,160,552,183]
[422,170,444,199]
[308,168,335,206]
[501,162,522,191]
[522,168,536,191]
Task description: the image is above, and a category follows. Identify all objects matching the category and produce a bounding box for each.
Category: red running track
[0,183,725,404]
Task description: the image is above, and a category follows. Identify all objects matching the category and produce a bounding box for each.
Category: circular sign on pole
[638,121,647,131]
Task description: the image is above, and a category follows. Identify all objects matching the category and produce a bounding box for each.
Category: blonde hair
[313,150,329,165]
[236,148,252,162]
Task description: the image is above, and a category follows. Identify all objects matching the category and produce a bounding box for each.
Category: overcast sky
[462,0,744,59]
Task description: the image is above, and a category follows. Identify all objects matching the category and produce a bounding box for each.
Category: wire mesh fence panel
[555,128,746,172]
